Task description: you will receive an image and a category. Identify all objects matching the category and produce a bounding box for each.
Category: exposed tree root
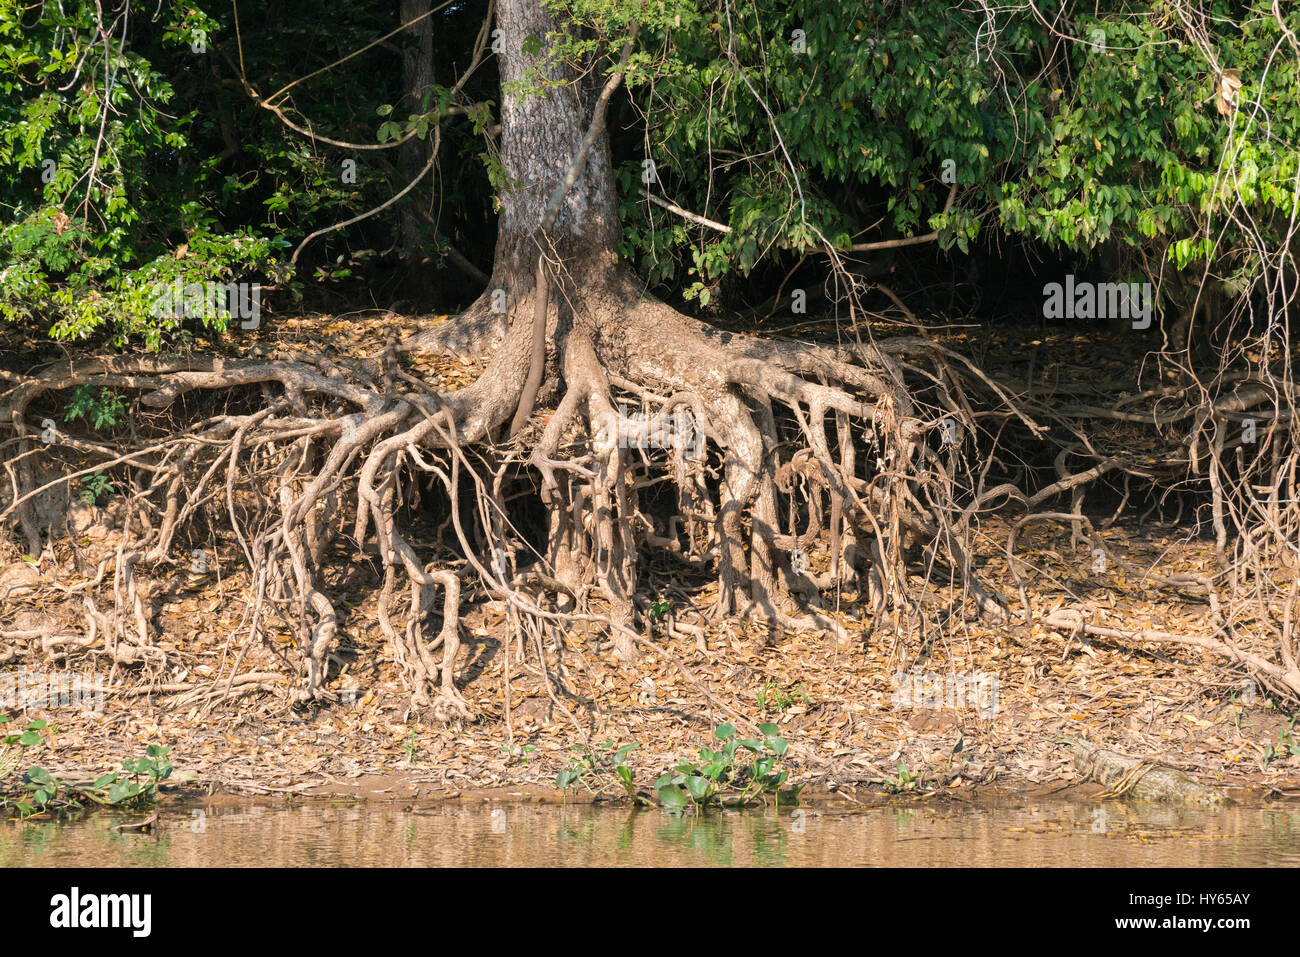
[6,261,1300,719]
[1,257,1051,716]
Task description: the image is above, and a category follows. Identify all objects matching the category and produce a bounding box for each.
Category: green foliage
[893,763,922,792]
[596,0,1040,286]
[500,741,537,765]
[654,722,801,810]
[573,0,1299,311]
[557,723,801,810]
[82,744,173,808]
[0,717,50,788]
[755,677,810,714]
[1,716,172,819]
[402,732,422,763]
[0,0,484,350]
[0,1,293,348]
[647,594,672,619]
[79,471,115,506]
[1263,716,1300,768]
[557,739,643,802]
[3,0,1296,349]
[65,386,126,431]
[1002,1,1300,305]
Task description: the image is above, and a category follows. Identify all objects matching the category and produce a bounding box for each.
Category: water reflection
[2,799,1298,867]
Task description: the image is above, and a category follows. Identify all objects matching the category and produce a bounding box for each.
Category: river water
[4,798,1299,866]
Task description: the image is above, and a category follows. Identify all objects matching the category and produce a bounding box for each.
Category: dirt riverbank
[8,571,1300,808]
[4,316,1300,808]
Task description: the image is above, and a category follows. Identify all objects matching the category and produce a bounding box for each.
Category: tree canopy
[3,0,1296,347]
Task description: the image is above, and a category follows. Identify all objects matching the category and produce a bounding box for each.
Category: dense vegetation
[4,1,1295,344]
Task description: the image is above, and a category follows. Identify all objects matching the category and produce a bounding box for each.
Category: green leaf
[108,781,139,804]
[657,784,688,808]
[714,723,736,740]
[614,743,638,761]
[18,731,42,747]
[757,722,779,736]
[684,775,712,802]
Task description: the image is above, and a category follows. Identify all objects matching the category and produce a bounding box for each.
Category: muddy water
[3,799,1299,866]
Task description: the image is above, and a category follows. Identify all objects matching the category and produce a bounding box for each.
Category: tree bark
[491,0,621,286]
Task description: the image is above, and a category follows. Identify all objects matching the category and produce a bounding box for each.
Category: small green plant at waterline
[891,763,932,793]
[2,717,64,818]
[500,741,537,766]
[654,722,802,812]
[1283,717,1300,757]
[555,724,802,811]
[46,743,173,814]
[2,719,172,820]
[1262,716,1300,769]
[556,740,646,804]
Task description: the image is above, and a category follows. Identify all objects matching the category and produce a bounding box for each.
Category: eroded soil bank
[4,318,1299,808]
[6,516,1300,804]
[7,568,1300,809]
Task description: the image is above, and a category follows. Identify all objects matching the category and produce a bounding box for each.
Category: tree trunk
[492,0,622,284]
[409,0,622,355]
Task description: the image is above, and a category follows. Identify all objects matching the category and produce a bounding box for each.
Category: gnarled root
[0,263,1033,716]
